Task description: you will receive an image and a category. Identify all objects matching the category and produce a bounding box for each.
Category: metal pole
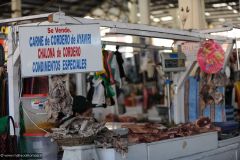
[7,27,20,135]
[76,73,86,97]
[236,38,240,70]
[166,74,172,123]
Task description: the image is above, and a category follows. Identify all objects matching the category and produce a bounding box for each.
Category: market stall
[2,12,240,160]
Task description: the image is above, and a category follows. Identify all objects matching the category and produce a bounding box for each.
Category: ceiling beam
[205,0,239,6]
[205,11,239,16]
[207,14,239,19]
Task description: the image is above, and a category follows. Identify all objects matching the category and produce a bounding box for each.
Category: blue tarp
[188,77,199,122]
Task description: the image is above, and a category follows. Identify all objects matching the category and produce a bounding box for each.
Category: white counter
[62,132,220,160]
[62,143,147,160]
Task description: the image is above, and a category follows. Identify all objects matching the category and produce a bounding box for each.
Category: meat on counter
[122,117,220,144]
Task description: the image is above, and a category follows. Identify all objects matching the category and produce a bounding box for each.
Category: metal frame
[224,42,234,69]
[175,61,197,93]
[0,13,51,25]
[102,41,172,50]
[107,28,202,42]
[7,27,20,135]
[235,38,240,70]
[195,26,234,34]
[64,16,232,42]
[4,12,235,128]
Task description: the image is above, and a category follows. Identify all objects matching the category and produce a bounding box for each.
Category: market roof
[150,0,240,28]
[0,0,105,18]
[0,0,239,28]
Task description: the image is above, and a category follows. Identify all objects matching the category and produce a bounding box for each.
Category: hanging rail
[102,41,172,50]
[0,12,233,43]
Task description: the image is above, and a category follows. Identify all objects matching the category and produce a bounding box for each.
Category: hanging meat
[199,71,225,107]
[45,75,73,123]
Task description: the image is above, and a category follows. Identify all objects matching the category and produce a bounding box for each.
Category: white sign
[181,42,200,55]
[19,24,103,77]
[175,41,200,62]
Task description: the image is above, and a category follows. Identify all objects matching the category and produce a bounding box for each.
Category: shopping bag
[0,116,18,154]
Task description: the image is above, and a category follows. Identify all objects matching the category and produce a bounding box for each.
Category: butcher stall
[2,12,240,160]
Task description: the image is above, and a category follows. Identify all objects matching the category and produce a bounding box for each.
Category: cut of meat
[125,117,220,144]
[118,116,137,123]
[128,127,160,134]
[105,113,119,122]
[128,134,143,143]
[195,117,211,128]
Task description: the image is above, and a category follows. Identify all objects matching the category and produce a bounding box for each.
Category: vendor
[58,95,94,126]
[72,95,93,117]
